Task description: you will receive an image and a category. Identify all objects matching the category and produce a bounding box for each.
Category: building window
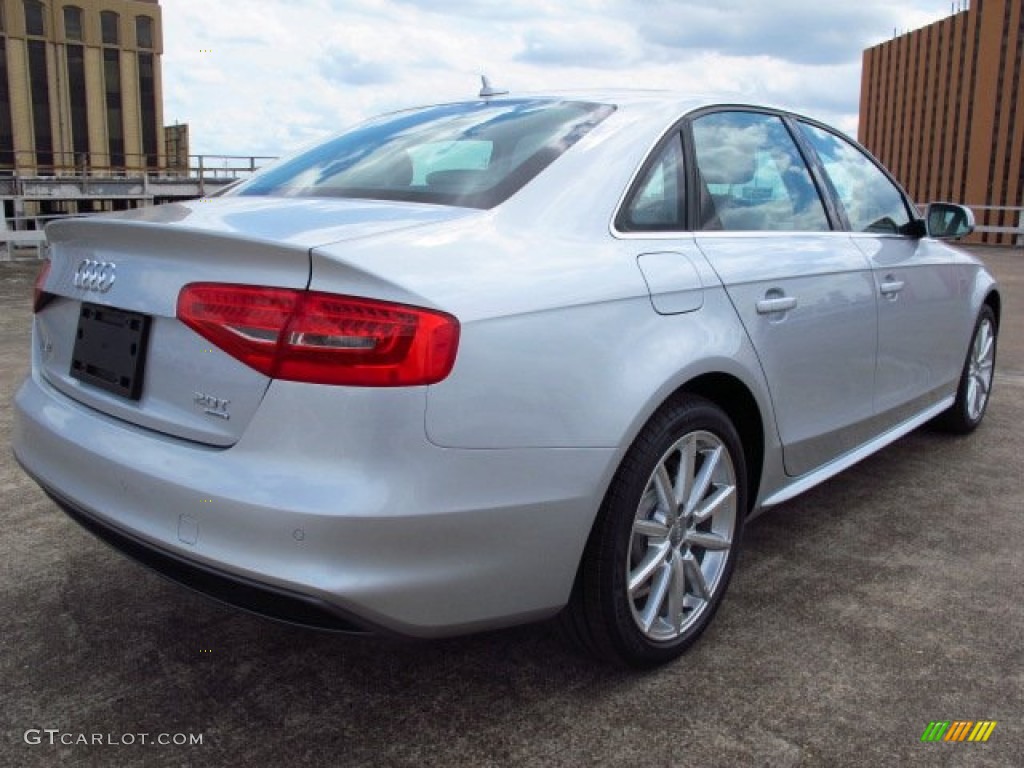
[64,6,83,41]
[138,52,157,168]
[0,38,14,168]
[27,39,53,168]
[101,11,119,45]
[103,48,124,168]
[24,0,45,36]
[136,15,153,49]
[67,44,89,166]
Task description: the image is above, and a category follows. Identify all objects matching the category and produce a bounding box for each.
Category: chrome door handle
[756,296,798,314]
[880,277,905,296]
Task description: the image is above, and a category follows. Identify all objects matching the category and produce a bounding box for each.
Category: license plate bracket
[70,303,151,400]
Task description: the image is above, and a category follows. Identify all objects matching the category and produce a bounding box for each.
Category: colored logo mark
[921,720,997,742]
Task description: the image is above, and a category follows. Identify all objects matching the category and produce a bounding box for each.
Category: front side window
[799,122,911,234]
[618,134,684,230]
[234,99,614,209]
[691,111,830,232]
[101,11,119,45]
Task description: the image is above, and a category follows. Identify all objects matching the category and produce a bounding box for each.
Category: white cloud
[160,0,961,157]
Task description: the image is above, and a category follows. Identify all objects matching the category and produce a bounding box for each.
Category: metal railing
[968,205,1024,245]
[0,150,278,181]
[0,152,278,248]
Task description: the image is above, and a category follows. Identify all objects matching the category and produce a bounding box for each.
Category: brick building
[0,0,164,176]
[859,0,1023,244]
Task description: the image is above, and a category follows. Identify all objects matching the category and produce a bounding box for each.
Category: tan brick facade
[860,0,1023,244]
[0,0,163,174]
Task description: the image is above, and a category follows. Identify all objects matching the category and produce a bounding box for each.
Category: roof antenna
[479,75,508,99]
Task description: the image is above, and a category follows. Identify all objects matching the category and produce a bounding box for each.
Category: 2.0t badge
[72,259,116,293]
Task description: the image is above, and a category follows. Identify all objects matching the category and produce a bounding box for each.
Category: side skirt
[760,396,954,508]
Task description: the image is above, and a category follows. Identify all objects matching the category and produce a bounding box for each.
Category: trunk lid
[36,198,474,446]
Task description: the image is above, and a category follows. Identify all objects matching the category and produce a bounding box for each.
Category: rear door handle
[756,296,798,314]
[880,276,905,297]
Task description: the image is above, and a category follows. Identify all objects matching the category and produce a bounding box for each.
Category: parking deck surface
[1,247,1021,767]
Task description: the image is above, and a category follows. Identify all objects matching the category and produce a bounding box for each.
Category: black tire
[937,305,997,434]
[559,395,747,667]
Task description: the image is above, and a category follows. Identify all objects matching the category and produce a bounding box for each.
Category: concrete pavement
[1,247,1021,767]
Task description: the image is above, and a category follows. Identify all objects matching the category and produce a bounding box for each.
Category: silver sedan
[13,91,999,667]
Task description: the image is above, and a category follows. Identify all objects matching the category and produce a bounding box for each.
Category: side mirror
[925,202,975,240]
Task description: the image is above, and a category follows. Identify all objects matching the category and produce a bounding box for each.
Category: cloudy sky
[160,0,963,158]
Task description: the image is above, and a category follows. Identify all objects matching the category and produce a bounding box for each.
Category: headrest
[697,144,757,185]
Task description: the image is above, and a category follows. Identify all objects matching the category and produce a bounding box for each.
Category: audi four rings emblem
[73,259,116,293]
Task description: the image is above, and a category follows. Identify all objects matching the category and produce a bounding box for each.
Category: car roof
[378,91,815,139]
[393,90,803,125]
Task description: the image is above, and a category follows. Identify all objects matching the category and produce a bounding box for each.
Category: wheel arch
[983,289,1001,328]
[600,369,768,520]
[674,373,765,515]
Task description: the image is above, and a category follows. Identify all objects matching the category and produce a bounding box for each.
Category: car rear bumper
[13,371,614,637]
[28,476,372,633]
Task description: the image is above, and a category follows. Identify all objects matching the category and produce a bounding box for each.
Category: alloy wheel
[627,430,737,642]
[966,317,995,422]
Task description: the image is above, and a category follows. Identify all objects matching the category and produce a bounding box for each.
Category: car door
[688,110,879,478]
[796,121,966,422]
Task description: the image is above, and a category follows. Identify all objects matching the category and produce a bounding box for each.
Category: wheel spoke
[685,446,722,516]
[633,518,669,539]
[666,551,687,630]
[975,324,993,364]
[629,540,671,594]
[674,437,697,510]
[682,551,709,600]
[686,530,731,551]
[974,370,991,395]
[692,484,735,524]
[639,562,672,632]
[973,381,987,416]
[654,465,678,522]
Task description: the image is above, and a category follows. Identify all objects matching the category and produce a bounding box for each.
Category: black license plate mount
[69,302,151,400]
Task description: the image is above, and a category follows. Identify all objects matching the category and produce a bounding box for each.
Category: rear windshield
[232,99,614,209]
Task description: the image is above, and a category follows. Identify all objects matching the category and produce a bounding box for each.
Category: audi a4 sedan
[13,91,999,666]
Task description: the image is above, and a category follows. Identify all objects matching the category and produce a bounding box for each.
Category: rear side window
[234,100,614,209]
[798,122,911,234]
[691,111,830,232]
[618,134,685,230]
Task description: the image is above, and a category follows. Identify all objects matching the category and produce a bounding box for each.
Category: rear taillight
[176,283,459,386]
[33,260,53,313]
